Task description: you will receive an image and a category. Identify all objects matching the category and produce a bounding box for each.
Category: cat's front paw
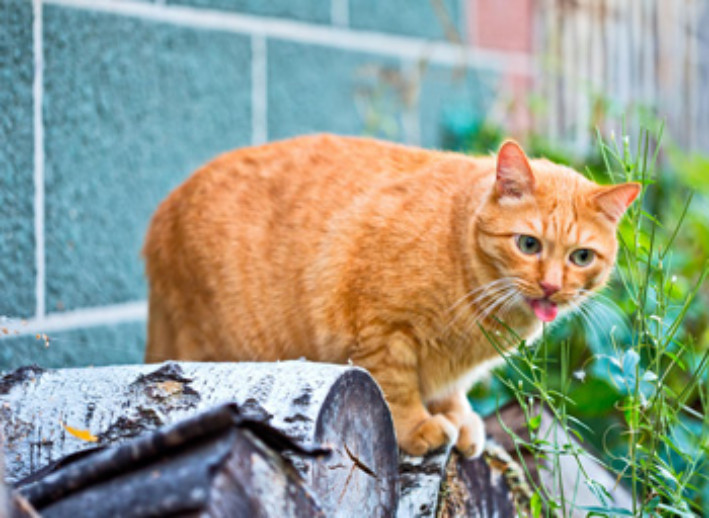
[399,414,458,456]
[455,410,485,458]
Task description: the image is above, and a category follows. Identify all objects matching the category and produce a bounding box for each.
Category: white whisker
[580,295,631,339]
[492,293,525,347]
[462,287,518,336]
[443,278,516,333]
[446,277,513,314]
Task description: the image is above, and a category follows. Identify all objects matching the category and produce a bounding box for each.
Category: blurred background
[2,0,707,368]
[2,0,709,512]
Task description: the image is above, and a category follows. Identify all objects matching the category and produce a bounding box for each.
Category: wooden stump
[397,446,516,518]
[1,432,6,517]
[0,361,399,516]
[14,404,326,517]
[1,430,39,518]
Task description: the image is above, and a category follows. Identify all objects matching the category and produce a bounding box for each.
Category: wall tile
[0,0,35,318]
[0,321,146,372]
[268,40,408,141]
[418,63,498,149]
[349,0,464,40]
[167,0,331,25]
[43,6,252,311]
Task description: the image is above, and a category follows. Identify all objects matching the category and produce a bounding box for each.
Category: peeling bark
[397,445,516,518]
[15,404,326,517]
[1,361,399,516]
[1,431,39,518]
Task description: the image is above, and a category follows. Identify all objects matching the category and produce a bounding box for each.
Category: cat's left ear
[496,140,535,199]
[592,183,642,223]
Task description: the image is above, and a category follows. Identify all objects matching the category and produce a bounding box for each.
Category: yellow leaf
[61,421,98,443]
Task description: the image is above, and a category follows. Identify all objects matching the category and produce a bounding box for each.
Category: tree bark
[15,404,327,517]
[1,361,399,516]
[397,446,516,518]
[1,430,39,518]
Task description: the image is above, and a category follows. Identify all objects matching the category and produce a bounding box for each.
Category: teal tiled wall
[0,0,35,319]
[43,6,252,312]
[419,64,498,148]
[349,0,464,39]
[267,40,401,140]
[0,0,500,372]
[0,321,146,369]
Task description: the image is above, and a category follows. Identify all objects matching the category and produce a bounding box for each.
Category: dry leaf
[61,421,98,443]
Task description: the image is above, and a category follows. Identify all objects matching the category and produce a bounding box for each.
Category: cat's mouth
[526,298,558,322]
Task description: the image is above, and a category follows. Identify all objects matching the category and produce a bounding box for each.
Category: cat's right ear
[496,140,535,200]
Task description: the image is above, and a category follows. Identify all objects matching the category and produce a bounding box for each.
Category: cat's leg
[428,391,485,458]
[352,333,458,456]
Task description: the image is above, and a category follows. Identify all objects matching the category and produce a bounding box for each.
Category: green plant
[479,126,709,517]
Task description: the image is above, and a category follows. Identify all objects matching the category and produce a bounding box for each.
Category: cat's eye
[516,235,541,255]
[570,248,594,266]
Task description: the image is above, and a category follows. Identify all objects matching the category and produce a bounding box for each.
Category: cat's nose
[539,282,560,297]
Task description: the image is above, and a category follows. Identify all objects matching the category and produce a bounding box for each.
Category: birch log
[0,430,38,518]
[0,361,399,517]
[15,404,327,517]
[397,445,516,518]
[1,432,6,516]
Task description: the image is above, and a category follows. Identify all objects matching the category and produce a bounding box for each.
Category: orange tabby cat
[144,134,639,457]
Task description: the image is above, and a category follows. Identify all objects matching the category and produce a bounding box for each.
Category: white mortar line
[0,301,147,338]
[331,0,349,27]
[251,35,267,145]
[43,0,533,75]
[32,0,45,320]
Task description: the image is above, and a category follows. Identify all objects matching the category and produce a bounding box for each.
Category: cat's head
[474,140,640,326]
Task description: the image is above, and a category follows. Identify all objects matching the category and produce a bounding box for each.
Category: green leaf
[579,505,634,516]
[567,378,620,417]
[528,413,542,430]
[530,491,542,518]
[641,210,664,227]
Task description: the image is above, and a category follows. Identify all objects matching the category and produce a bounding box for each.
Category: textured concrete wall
[0,0,528,372]
[0,0,35,319]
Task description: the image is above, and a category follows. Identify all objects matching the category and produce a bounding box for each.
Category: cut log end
[311,369,399,516]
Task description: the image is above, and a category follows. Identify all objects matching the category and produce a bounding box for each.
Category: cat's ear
[592,183,641,223]
[496,140,535,199]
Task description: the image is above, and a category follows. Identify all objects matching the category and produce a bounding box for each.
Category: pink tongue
[530,299,558,322]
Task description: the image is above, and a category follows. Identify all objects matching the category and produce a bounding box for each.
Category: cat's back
[148,134,466,254]
[178,133,446,207]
